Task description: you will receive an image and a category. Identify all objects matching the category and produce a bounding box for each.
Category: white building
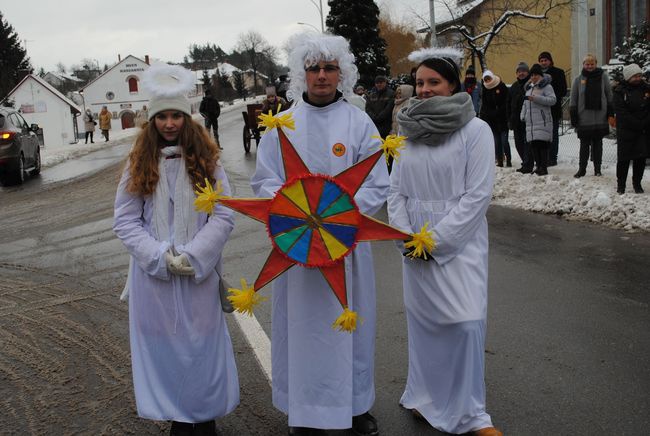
[5,74,81,148]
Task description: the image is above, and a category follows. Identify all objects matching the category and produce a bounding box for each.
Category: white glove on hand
[169,253,195,276]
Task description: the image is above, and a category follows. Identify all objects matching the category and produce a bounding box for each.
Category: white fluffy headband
[141,63,195,99]
[408,47,464,69]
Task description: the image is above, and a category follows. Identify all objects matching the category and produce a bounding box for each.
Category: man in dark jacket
[507,62,533,172]
[613,64,650,194]
[538,51,567,166]
[199,89,221,147]
[365,75,395,138]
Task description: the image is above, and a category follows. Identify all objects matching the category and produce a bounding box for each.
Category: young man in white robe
[251,33,388,436]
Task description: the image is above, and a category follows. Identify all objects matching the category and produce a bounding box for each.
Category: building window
[128,77,138,93]
[607,0,650,60]
[106,91,115,101]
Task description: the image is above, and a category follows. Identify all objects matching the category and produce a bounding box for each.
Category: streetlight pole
[429,0,436,46]
[297,22,320,32]
[309,0,325,32]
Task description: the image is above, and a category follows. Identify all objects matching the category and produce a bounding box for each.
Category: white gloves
[165,252,195,276]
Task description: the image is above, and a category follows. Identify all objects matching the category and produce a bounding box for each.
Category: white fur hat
[622,63,642,81]
[142,63,195,120]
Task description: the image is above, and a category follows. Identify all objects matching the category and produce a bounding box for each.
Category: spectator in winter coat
[260,86,288,116]
[507,62,533,172]
[366,75,395,138]
[570,54,613,178]
[199,89,221,147]
[83,109,95,144]
[520,63,557,176]
[390,84,414,135]
[99,106,112,142]
[538,51,567,166]
[461,66,481,115]
[347,84,367,111]
[135,105,149,128]
[612,63,650,194]
[480,70,511,166]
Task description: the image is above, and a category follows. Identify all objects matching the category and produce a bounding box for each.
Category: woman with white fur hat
[251,32,388,436]
[387,47,502,436]
[113,63,239,435]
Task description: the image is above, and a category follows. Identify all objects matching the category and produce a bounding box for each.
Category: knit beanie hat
[530,63,544,76]
[622,63,643,81]
[142,63,195,120]
[516,62,530,73]
[538,51,553,63]
[466,65,476,76]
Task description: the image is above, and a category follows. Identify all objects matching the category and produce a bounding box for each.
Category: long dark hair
[417,58,462,94]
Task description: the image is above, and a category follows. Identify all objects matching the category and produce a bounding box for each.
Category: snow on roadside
[40,97,260,168]
[493,143,650,233]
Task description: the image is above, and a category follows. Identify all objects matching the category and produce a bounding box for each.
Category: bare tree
[235,31,276,94]
[56,62,66,73]
[413,0,576,71]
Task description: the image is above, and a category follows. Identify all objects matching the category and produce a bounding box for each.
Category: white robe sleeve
[175,165,235,283]
[387,151,411,231]
[431,123,494,266]
[113,165,171,280]
[251,129,284,198]
[353,118,389,215]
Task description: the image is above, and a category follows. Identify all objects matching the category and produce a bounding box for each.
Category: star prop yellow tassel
[372,134,407,163]
[404,222,436,260]
[194,178,225,214]
[227,278,267,316]
[258,110,295,132]
[332,306,361,333]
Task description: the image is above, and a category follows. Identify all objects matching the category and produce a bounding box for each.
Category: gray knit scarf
[396,92,475,146]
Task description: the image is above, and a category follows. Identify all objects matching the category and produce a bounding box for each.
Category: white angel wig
[286,32,358,100]
[408,47,464,94]
[141,63,195,119]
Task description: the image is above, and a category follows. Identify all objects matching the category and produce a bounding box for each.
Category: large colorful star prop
[196,115,425,332]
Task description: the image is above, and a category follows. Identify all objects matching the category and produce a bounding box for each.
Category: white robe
[251,98,388,429]
[113,158,239,423]
[387,117,496,434]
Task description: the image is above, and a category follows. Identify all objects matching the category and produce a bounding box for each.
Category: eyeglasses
[305,64,340,73]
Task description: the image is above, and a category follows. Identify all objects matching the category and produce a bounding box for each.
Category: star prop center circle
[267,175,361,268]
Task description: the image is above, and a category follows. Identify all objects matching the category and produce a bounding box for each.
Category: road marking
[233,311,272,384]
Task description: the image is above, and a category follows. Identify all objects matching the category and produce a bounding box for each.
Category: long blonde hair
[126,114,220,195]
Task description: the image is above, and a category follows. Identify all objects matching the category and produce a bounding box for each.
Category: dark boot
[506,159,512,167]
[574,167,586,178]
[288,427,326,435]
[496,157,504,167]
[633,183,644,194]
[170,421,193,436]
[194,420,218,436]
[617,180,626,194]
[594,165,602,176]
[352,412,378,436]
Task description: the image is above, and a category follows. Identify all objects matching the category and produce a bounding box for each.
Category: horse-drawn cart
[241,103,263,153]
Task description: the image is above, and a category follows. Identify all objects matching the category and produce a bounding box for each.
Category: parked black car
[0,106,41,185]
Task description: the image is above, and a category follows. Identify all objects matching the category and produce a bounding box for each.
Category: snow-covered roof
[192,62,242,84]
[44,71,83,83]
[436,0,486,27]
[80,55,149,92]
[6,74,82,114]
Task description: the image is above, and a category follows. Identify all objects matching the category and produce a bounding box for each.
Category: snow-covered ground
[40,106,650,233]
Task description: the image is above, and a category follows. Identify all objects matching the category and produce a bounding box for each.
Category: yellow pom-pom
[332,307,361,333]
[258,110,295,132]
[372,134,407,163]
[194,178,225,214]
[227,278,267,316]
[404,222,436,260]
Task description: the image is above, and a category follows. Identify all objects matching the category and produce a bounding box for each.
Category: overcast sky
[2,0,424,72]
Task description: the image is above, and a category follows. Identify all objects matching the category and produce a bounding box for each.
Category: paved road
[0,108,648,435]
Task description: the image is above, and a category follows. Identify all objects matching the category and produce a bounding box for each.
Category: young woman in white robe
[387,48,502,436]
[113,64,238,436]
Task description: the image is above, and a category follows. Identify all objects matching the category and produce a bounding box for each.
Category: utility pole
[429,0,436,46]
[309,0,325,32]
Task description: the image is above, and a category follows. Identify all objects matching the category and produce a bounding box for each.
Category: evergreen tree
[232,71,247,100]
[201,69,213,93]
[0,11,32,100]
[326,0,389,87]
[609,21,649,82]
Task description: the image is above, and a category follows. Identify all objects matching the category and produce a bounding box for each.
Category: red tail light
[1,132,15,140]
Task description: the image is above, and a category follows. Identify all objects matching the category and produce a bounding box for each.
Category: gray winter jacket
[569,69,613,139]
[520,74,556,142]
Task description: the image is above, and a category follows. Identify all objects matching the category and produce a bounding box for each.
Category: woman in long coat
[520,64,557,176]
[388,47,501,436]
[83,109,95,143]
[570,54,613,177]
[113,64,238,435]
[99,105,112,141]
[480,70,510,166]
